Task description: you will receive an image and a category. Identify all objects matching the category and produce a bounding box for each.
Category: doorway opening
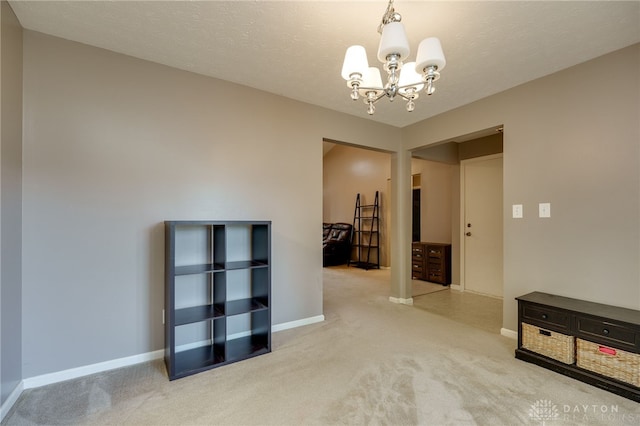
[322,139,392,269]
[409,126,504,332]
[412,174,421,243]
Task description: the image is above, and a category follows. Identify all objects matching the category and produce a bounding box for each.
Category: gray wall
[413,133,503,164]
[403,43,640,332]
[21,31,401,377]
[458,134,503,161]
[410,158,454,245]
[0,0,23,405]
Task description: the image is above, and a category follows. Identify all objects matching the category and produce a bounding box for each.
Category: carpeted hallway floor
[4,266,639,425]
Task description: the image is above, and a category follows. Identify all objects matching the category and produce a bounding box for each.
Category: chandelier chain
[378,0,399,34]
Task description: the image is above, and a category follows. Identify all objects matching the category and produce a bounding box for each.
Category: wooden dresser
[516,292,640,402]
[411,242,451,285]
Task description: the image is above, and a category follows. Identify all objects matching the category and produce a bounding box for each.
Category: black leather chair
[323,223,352,266]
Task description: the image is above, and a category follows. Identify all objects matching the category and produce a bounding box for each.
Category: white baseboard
[0,380,24,422]
[272,315,325,332]
[21,315,324,392]
[450,284,462,291]
[501,328,517,339]
[389,296,413,305]
[22,349,164,389]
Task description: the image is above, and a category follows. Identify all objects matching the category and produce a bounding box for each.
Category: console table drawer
[522,304,571,331]
[575,316,638,350]
[577,339,640,387]
[522,323,575,364]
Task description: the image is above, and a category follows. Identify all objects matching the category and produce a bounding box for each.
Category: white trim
[450,284,462,291]
[459,159,467,292]
[228,331,252,340]
[389,296,414,305]
[19,315,323,392]
[501,328,518,339]
[23,349,164,389]
[175,340,211,353]
[0,380,24,422]
[272,315,325,332]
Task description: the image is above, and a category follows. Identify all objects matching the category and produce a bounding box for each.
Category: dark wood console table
[516,292,640,402]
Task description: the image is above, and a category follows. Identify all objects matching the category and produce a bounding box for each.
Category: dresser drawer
[522,304,571,332]
[426,247,443,258]
[412,263,423,272]
[412,244,424,255]
[427,272,444,283]
[427,260,443,270]
[575,316,638,351]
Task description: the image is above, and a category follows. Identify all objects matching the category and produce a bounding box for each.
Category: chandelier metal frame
[341,0,446,115]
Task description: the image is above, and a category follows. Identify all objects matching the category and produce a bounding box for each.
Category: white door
[462,155,503,297]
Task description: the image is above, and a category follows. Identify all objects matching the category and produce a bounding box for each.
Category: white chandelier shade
[397,62,424,94]
[416,37,446,72]
[363,67,384,94]
[341,0,446,115]
[377,22,410,62]
[341,45,369,81]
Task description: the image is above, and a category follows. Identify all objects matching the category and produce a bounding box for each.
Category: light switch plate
[539,203,551,218]
[512,204,523,219]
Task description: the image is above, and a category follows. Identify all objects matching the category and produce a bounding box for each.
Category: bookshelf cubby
[164,221,271,380]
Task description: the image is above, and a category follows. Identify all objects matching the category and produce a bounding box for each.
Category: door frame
[458,153,503,293]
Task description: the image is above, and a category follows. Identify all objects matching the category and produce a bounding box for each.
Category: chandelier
[341,0,446,115]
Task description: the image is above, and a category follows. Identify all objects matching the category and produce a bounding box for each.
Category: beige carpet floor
[4,266,639,425]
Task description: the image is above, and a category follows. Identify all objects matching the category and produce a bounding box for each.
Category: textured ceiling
[8,1,640,128]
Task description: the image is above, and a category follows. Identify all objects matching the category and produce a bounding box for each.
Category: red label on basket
[598,346,617,356]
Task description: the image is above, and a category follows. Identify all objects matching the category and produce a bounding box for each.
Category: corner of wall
[0,380,23,422]
[0,0,24,411]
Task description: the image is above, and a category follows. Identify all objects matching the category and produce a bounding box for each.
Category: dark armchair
[323,222,352,266]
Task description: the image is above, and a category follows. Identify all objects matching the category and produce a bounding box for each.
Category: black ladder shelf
[349,191,380,270]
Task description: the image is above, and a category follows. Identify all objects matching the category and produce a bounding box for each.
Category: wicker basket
[521,322,575,364]
[576,339,640,387]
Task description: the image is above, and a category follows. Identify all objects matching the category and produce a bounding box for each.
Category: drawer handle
[541,314,548,320]
[602,328,609,335]
[539,329,551,336]
[598,346,616,356]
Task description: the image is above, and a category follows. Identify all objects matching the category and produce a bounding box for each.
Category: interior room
[1,0,639,423]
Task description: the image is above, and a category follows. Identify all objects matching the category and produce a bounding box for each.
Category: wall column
[390,149,412,304]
